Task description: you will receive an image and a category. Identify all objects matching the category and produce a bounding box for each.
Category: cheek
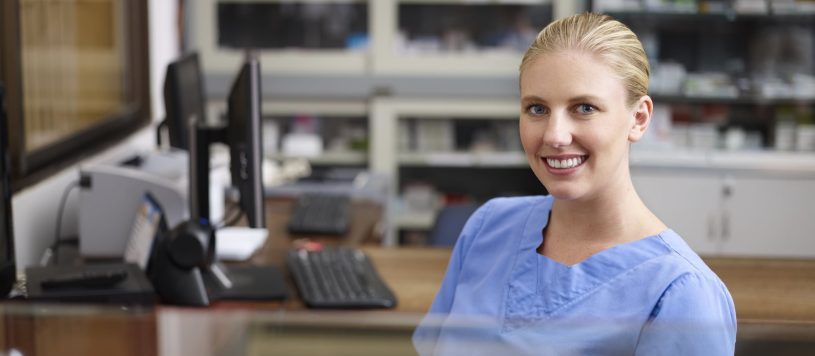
[585,125,630,161]
[518,121,538,152]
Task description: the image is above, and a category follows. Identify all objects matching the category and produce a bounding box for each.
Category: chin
[543,184,588,201]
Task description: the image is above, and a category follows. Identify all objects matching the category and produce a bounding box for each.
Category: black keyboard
[288,193,350,235]
[287,247,397,309]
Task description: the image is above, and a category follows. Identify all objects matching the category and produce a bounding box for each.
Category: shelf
[398,0,550,4]
[267,151,367,166]
[207,99,368,119]
[393,210,436,230]
[601,10,815,22]
[374,98,519,117]
[398,151,527,167]
[650,94,815,106]
[630,149,815,176]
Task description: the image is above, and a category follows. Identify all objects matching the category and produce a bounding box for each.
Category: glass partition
[0,0,149,187]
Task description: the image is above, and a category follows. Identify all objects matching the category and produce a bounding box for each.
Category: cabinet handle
[721,211,730,241]
[707,214,717,241]
[723,184,733,198]
[722,176,734,198]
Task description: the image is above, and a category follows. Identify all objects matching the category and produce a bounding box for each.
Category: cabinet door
[632,170,722,255]
[724,176,815,257]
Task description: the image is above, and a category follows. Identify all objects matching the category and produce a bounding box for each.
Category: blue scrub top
[413,196,737,355]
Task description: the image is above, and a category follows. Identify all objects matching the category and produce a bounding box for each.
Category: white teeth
[546,156,584,169]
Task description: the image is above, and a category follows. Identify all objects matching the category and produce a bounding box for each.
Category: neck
[548,173,664,247]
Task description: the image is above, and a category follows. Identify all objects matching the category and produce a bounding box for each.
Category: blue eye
[576,104,596,114]
[527,104,547,115]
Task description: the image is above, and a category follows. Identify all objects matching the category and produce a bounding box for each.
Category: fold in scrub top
[413,195,736,356]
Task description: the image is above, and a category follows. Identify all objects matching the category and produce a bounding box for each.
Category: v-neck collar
[503,196,674,332]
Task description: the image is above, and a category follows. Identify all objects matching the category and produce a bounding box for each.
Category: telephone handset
[135,192,211,306]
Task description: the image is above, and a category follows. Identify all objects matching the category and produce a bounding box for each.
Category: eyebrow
[520,95,605,104]
[568,95,604,104]
[520,95,547,103]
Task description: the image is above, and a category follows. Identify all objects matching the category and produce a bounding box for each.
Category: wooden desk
[706,257,815,322]
[4,198,815,355]
[5,248,815,356]
[262,197,815,322]
[364,247,451,313]
[0,303,157,356]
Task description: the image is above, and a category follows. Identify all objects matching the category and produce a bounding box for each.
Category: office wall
[11,0,179,268]
[149,0,180,123]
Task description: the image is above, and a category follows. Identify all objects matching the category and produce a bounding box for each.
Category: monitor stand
[202,263,287,301]
[172,116,286,304]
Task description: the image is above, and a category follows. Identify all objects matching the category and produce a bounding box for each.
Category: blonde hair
[520,12,649,106]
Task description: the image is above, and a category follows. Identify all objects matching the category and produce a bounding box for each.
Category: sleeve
[412,199,493,356]
[634,273,737,356]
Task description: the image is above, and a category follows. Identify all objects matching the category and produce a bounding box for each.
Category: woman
[413,13,736,355]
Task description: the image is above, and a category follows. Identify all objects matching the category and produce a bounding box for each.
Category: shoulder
[655,230,723,286]
[650,230,736,321]
[454,195,550,255]
[636,250,738,353]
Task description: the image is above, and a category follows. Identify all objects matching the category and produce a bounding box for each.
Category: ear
[628,95,653,143]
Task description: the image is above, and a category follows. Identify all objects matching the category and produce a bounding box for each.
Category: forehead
[520,51,626,102]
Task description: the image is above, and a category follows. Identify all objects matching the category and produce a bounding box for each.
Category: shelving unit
[370,98,546,243]
[594,2,815,155]
[188,0,370,75]
[370,0,555,76]
[186,1,815,253]
[189,0,580,78]
[207,99,370,167]
[398,151,527,167]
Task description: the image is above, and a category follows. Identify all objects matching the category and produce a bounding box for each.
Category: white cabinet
[633,165,815,258]
[725,177,815,257]
[632,170,722,255]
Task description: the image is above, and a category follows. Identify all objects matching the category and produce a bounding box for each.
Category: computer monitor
[225,57,265,228]
[161,52,264,229]
[152,56,284,306]
[0,83,16,297]
[161,53,206,150]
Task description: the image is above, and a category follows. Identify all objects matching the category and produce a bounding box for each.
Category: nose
[542,111,573,148]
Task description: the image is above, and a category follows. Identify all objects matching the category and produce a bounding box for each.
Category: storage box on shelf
[189,0,582,79]
[187,0,370,75]
[207,99,369,167]
[371,0,557,77]
[370,98,544,244]
[598,2,815,158]
[370,98,522,172]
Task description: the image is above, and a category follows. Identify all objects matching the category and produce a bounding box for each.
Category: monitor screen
[0,83,16,297]
[163,53,207,150]
[226,58,265,228]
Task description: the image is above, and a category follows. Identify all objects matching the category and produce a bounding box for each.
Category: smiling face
[519,50,652,202]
